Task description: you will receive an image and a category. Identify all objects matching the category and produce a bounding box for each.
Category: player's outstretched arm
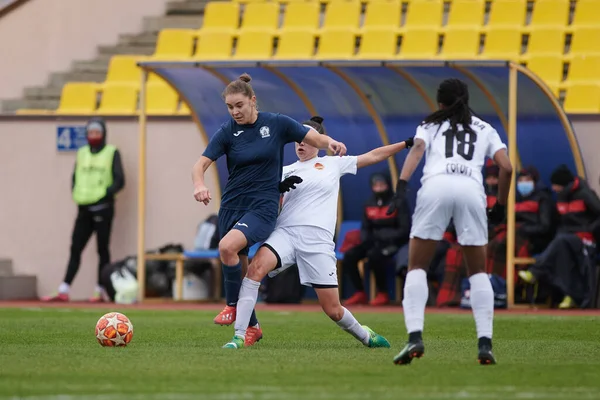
[356,137,413,169]
[192,155,214,205]
[303,129,347,156]
[386,138,426,215]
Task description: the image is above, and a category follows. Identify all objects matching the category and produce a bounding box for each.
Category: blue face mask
[517,181,535,197]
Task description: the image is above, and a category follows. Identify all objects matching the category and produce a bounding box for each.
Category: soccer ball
[95,312,134,347]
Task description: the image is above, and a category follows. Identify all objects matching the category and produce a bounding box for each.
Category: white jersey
[275,155,358,237]
[416,116,506,185]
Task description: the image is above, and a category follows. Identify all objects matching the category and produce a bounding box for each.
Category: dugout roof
[138,60,586,221]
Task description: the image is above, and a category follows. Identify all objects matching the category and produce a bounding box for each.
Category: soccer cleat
[343,291,368,306]
[393,341,425,365]
[245,325,263,346]
[369,292,390,307]
[363,325,391,348]
[478,345,497,365]
[222,336,244,349]
[213,305,236,325]
[40,293,69,302]
[89,290,105,303]
[558,295,574,309]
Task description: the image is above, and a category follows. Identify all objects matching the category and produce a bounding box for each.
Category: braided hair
[422,78,475,136]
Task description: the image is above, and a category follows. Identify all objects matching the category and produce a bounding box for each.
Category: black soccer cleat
[393,341,425,365]
[477,345,497,365]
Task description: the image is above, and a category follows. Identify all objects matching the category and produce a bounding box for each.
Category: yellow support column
[506,63,518,309]
[137,68,148,303]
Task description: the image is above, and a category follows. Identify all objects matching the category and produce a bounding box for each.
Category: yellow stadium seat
[145,81,179,115]
[274,30,316,60]
[567,55,600,82]
[363,1,401,30]
[281,2,320,31]
[55,82,98,114]
[404,0,444,29]
[178,100,192,116]
[105,55,146,85]
[529,0,569,27]
[440,27,481,59]
[399,28,439,59]
[322,2,361,30]
[358,29,399,60]
[152,29,195,60]
[525,28,566,58]
[526,55,564,89]
[563,83,600,113]
[481,28,522,60]
[234,31,274,60]
[97,83,138,115]
[570,27,600,55]
[199,2,240,32]
[572,0,600,27]
[194,31,234,60]
[317,30,356,60]
[487,0,526,28]
[446,0,485,28]
[240,2,280,32]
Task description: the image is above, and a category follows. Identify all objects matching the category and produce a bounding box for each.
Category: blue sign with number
[57,126,88,151]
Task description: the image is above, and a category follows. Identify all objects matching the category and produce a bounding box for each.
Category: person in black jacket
[343,172,410,306]
[519,165,600,309]
[42,118,125,303]
[486,166,557,277]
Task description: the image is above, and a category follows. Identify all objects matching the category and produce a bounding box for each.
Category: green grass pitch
[0,306,599,400]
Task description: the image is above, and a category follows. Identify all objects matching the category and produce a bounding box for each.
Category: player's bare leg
[462,245,497,365]
[315,287,390,348]
[214,230,258,330]
[222,246,277,349]
[393,237,438,365]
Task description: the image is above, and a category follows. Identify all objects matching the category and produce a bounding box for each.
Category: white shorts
[410,175,488,246]
[264,226,338,287]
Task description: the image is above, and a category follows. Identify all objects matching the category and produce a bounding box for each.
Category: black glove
[279,175,303,193]
[488,202,506,225]
[386,179,409,216]
[404,137,414,149]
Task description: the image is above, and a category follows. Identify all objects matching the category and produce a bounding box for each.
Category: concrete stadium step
[23,86,63,100]
[49,71,107,88]
[166,0,208,15]
[72,59,110,74]
[97,44,156,57]
[1,98,58,113]
[118,32,158,47]
[0,259,13,277]
[0,275,38,300]
[142,15,202,33]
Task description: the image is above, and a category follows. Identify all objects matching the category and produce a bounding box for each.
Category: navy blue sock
[222,263,242,306]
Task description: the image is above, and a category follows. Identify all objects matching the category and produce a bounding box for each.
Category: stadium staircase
[1,0,209,113]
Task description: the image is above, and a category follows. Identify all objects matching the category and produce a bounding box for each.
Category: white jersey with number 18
[415,116,507,186]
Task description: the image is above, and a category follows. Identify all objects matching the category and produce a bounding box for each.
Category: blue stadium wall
[145,61,586,225]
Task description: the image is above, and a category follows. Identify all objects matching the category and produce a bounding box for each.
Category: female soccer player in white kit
[387,79,513,365]
[222,116,414,349]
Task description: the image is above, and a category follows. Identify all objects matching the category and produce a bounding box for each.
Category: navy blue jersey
[203,112,309,216]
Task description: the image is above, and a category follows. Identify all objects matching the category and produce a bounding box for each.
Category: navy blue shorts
[217,208,277,256]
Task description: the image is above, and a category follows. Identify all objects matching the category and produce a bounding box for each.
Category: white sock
[234,278,260,338]
[58,282,70,294]
[95,285,104,294]
[336,307,370,345]
[469,273,494,339]
[402,269,428,334]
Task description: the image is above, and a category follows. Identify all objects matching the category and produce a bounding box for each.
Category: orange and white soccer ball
[95,312,134,347]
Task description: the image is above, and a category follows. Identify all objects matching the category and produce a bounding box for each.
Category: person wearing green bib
[42,118,125,302]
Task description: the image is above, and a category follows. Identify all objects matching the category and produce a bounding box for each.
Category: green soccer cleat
[393,341,425,365]
[222,336,244,349]
[363,325,391,348]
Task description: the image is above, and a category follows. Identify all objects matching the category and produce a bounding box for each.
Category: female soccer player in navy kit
[192,74,347,346]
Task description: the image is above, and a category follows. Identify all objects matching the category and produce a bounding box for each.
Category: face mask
[87,137,103,148]
[517,181,535,197]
